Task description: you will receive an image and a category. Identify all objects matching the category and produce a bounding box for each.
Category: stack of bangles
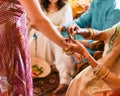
[62,47,74,55]
[86,28,94,39]
[93,64,110,79]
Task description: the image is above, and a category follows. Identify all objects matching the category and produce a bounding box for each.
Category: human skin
[18,0,65,48]
[63,27,120,90]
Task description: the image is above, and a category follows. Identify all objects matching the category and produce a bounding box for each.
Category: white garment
[44,3,73,26]
[29,30,55,64]
[29,3,76,85]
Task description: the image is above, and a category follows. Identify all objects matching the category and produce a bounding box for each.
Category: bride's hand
[63,38,87,57]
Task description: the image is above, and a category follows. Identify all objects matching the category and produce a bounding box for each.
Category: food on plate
[32,65,44,76]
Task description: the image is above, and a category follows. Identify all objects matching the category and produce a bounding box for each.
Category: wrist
[77,29,91,38]
[93,63,110,79]
[85,28,94,39]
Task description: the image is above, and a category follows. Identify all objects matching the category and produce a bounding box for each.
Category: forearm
[76,43,98,68]
[76,28,106,41]
[103,49,120,69]
[19,0,64,48]
[80,43,120,90]
[103,72,120,90]
[33,19,64,47]
[91,29,106,41]
[79,40,92,48]
[87,56,120,90]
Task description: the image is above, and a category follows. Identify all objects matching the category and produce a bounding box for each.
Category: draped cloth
[65,23,120,96]
[0,0,33,96]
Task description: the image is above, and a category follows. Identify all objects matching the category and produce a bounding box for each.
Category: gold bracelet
[62,47,74,55]
[100,69,110,79]
[94,64,104,76]
[86,28,94,39]
[93,64,110,79]
[97,65,106,77]
[73,34,77,40]
[94,64,102,75]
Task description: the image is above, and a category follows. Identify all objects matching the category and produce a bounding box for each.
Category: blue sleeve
[74,8,92,28]
[103,8,120,29]
[61,1,94,38]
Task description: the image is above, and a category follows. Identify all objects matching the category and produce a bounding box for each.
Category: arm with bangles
[63,28,120,91]
[60,24,94,48]
[65,25,106,49]
[71,26,106,41]
[69,25,120,68]
[87,44,120,91]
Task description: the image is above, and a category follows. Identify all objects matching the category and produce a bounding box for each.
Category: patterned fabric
[0,0,33,96]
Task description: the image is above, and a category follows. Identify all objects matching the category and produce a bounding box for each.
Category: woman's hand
[67,24,79,36]
[63,38,98,68]
[67,24,90,39]
[63,38,88,57]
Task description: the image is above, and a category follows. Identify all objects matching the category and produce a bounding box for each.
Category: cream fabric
[65,23,120,96]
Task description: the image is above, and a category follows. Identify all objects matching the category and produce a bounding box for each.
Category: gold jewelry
[73,34,77,40]
[94,64,102,75]
[93,64,110,79]
[62,47,74,55]
[86,28,94,39]
[101,69,110,79]
[97,66,106,77]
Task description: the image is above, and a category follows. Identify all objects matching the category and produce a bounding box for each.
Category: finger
[63,38,78,50]
[67,43,77,51]
[62,39,71,47]
[64,38,70,42]
[74,26,79,31]
[67,25,72,34]
[68,25,76,35]
[70,39,80,45]
[68,35,73,41]
[63,40,75,49]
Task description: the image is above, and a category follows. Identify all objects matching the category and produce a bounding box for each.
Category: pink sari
[0,0,33,96]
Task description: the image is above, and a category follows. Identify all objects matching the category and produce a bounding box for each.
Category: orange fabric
[67,0,91,18]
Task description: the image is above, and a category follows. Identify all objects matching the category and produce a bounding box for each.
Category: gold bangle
[93,64,110,79]
[86,28,94,39]
[97,65,106,77]
[100,69,110,79]
[94,64,102,75]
